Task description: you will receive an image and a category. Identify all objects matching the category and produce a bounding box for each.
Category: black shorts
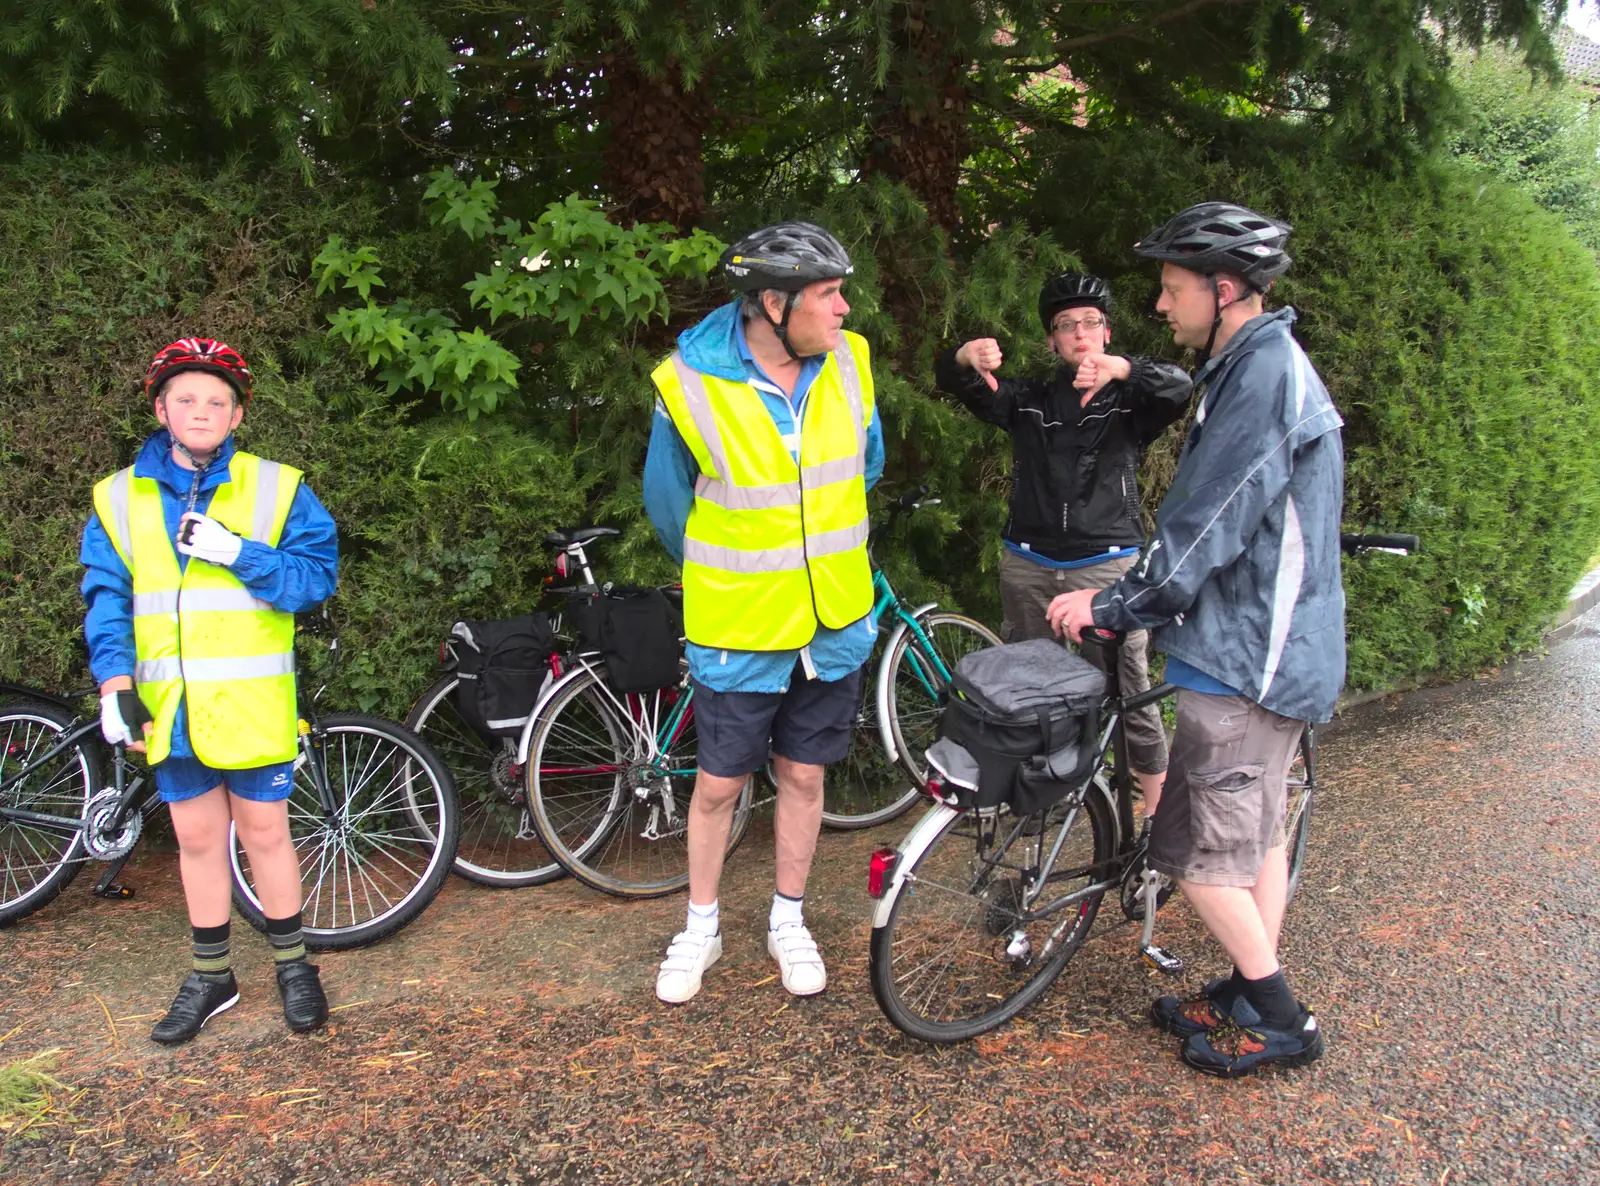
[693,662,865,778]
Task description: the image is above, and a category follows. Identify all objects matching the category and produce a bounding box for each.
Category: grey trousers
[998,548,1169,775]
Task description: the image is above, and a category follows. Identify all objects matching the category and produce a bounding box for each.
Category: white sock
[685,898,719,937]
[769,892,804,931]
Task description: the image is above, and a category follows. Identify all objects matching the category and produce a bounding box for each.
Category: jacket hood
[132,429,239,497]
[676,300,750,382]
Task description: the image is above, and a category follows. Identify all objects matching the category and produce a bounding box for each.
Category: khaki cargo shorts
[1148,689,1305,887]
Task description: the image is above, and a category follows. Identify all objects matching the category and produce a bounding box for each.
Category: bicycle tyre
[0,701,98,926]
[870,787,1116,1043]
[405,674,564,888]
[527,663,752,898]
[230,713,460,950]
[882,611,1001,784]
[1284,726,1315,904]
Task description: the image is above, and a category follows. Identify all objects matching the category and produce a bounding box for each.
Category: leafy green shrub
[1030,124,1600,691]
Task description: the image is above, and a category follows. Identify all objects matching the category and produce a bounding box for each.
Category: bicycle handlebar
[1341,533,1420,555]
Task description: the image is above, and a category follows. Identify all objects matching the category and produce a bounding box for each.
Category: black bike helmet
[721,221,853,293]
[1132,202,1292,291]
[722,221,853,360]
[1038,272,1112,333]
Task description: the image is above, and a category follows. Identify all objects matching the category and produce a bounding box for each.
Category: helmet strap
[1198,273,1223,363]
[759,291,806,363]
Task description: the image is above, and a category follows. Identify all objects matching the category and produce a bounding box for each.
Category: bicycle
[406,495,1000,892]
[0,613,461,949]
[865,533,1418,1043]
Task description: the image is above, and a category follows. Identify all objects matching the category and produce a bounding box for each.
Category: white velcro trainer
[655,929,722,1004]
[767,923,827,996]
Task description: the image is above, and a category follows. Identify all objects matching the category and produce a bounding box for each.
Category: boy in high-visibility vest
[81,339,339,1044]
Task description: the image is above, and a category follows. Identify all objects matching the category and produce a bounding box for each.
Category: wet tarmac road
[2,613,1598,1183]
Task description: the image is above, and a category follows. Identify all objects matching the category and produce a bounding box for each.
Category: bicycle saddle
[543,526,620,549]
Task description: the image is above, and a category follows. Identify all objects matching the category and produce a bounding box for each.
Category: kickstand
[1137,868,1182,975]
[92,852,137,900]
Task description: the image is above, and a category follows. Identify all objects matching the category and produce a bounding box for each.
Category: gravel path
[3,615,1598,1184]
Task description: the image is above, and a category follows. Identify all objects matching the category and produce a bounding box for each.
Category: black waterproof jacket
[934,348,1194,561]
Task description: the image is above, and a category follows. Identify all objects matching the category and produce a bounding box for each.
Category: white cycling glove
[176,512,243,567]
[100,691,137,747]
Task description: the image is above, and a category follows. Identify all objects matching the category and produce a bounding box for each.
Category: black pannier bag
[449,614,559,738]
[935,639,1106,813]
[573,586,684,694]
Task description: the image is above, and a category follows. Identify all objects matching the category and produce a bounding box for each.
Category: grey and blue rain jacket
[1090,308,1346,723]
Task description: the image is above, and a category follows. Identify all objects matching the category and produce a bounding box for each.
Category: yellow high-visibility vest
[652,329,875,650]
[92,451,302,768]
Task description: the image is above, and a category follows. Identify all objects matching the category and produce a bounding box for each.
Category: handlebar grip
[1341,533,1420,554]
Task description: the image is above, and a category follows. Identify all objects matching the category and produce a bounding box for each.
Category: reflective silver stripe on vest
[831,344,868,455]
[804,520,870,558]
[682,539,808,573]
[694,473,801,511]
[135,653,295,684]
[105,468,135,560]
[671,353,734,480]
[252,460,284,543]
[132,589,276,616]
[801,456,861,488]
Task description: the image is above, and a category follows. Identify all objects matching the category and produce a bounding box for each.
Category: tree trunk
[861,1,971,235]
[599,45,709,231]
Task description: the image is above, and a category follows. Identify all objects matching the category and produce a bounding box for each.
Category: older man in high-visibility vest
[643,222,884,1004]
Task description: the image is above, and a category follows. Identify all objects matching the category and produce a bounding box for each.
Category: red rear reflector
[922,776,943,801]
[555,553,569,578]
[867,846,898,899]
[439,641,449,665]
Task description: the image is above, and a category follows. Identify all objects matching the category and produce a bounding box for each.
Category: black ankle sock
[192,921,231,979]
[1242,969,1303,1029]
[266,912,307,966]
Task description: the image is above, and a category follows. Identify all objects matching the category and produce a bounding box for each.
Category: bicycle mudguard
[870,802,959,930]
[874,603,938,764]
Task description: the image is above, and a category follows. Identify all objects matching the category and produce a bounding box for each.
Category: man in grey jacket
[1049,202,1345,1078]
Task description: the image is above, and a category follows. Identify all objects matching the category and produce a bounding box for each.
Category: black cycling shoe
[1151,975,1243,1038]
[150,972,240,1045]
[1180,997,1326,1078]
[276,961,329,1033]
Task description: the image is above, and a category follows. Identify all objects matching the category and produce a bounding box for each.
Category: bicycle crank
[1136,868,1183,975]
[81,788,142,861]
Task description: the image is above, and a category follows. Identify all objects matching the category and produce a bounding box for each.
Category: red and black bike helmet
[143,338,254,407]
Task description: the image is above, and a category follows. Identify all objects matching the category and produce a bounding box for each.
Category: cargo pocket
[1189,763,1265,852]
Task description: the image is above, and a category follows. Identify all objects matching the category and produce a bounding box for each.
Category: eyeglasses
[1051,315,1106,334]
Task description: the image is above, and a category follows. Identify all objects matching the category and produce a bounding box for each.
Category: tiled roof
[1556,26,1600,81]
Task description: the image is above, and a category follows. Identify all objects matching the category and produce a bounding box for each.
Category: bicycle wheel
[527,664,752,898]
[1284,726,1315,904]
[406,675,563,888]
[870,787,1116,1043]
[884,611,1001,786]
[230,713,460,950]
[0,702,97,926]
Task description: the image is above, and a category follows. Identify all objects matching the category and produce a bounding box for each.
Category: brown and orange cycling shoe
[1150,975,1242,1038]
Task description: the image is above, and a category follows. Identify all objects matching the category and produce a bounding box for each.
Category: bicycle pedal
[93,883,136,900]
[1139,944,1183,975]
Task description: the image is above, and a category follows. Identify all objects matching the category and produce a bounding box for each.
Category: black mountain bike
[866,533,1418,1043]
[0,614,460,948]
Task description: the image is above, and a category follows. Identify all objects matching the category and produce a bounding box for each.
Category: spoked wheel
[870,789,1116,1043]
[230,714,460,950]
[406,675,563,887]
[813,660,909,831]
[528,663,751,898]
[884,611,1001,785]
[1284,726,1316,904]
[0,702,97,926]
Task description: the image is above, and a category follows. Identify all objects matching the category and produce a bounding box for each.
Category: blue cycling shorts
[154,755,297,804]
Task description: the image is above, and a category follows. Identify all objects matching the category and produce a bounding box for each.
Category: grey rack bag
[936,639,1106,813]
